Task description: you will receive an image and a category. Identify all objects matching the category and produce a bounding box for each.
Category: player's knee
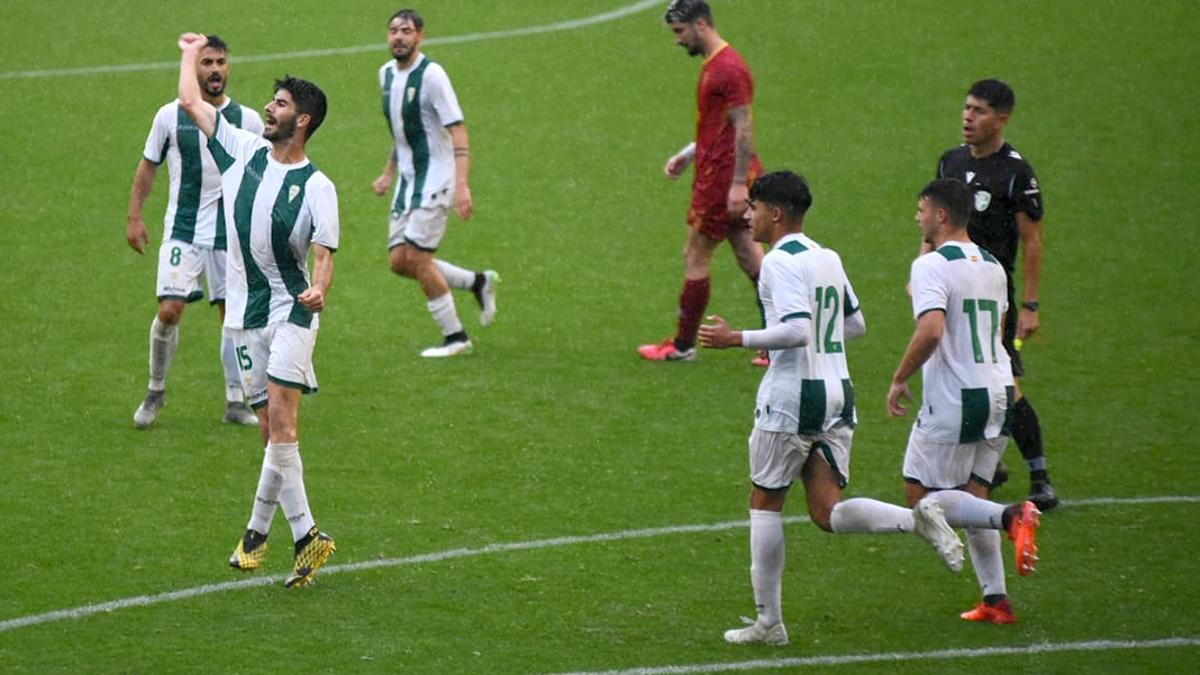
[157,302,184,325]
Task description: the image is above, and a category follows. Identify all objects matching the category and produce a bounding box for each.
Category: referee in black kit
[922,78,1058,511]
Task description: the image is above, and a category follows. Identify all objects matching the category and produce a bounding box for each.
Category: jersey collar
[703,41,729,66]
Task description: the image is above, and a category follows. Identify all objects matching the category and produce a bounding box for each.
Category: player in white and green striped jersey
[177,32,338,588]
[127,35,263,430]
[888,178,1041,624]
[700,171,964,646]
[372,9,499,358]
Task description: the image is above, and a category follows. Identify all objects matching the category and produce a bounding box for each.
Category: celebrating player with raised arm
[176,32,338,588]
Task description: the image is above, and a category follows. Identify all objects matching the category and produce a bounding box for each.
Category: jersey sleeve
[241,107,265,136]
[207,113,264,173]
[910,255,949,319]
[426,64,464,127]
[767,254,812,323]
[142,106,172,164]
[1011,161,1044,221]
[306,174,340,252]
[716,58,753,109]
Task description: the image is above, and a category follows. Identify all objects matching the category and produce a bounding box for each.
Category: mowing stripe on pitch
[0,495,1196,634]
[0,0,661,80]
[554,637,1200,675]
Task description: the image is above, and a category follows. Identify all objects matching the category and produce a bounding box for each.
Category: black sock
[1013,397,1049,481]
[471,272,486,295]
[445,330,469,344]
[983,594,1007,607]
[1000,505,1016,531]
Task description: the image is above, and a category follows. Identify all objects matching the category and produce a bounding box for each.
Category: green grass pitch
[0,1,1197,672]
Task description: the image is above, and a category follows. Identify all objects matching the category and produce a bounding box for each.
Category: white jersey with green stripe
[754,233,861,435]
[142,98,264,250]
[379,55,464,216]
[206,115,339,331]
[909,241,1015,444]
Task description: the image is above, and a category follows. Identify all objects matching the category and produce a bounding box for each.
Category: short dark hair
[389,8,424,30]
[750,171,813,222]
[968,79,1015,114]
[275,76,328,140]
[919,178,972,228]
[204,35,229,53]
[664,0,713,25]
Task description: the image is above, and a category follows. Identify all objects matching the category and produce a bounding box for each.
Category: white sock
[268,442,316,542]
[220,331,245,404]
[435,259,476,290]
[427,293,464,337]
[967,527,1007,597]
[148,316,179,391]
[927,490,1005,529]
[749,509,785,627]
[246,447,282,535]
[830,498,914,534]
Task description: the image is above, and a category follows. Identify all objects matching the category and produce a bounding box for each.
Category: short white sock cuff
[750,509,783,522]
[266,442,300,469]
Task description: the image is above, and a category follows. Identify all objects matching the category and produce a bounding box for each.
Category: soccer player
[373,8,499,358]
[126,35,263,429]
[175,32,337,587]
[926,79,1058,510]
[890,178,1042,624]
[699,171,964,646]
[639,0,765,364]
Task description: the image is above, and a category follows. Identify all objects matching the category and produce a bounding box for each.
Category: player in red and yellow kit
[639,0,765,363]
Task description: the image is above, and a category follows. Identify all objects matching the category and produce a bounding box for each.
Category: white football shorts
[226,322,318,407]
[388,187,452,251]
[902,422,1007,489]
[748,423,853,490]
[155,240,225,304]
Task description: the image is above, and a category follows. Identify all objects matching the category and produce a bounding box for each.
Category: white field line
[554,637,1200,675]
[0,494,1196,634]
[0,0,661,80]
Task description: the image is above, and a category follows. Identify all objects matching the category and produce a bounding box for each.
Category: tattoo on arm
[728,105,753,182]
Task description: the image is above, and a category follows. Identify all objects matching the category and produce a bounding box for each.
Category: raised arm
[125,159,159,253]
[177,33,217,138]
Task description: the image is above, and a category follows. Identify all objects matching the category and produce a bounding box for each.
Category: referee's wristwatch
[1022,300,1040,312]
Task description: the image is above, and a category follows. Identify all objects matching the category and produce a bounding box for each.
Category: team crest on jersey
[406,86,416,103]
[974,190,991,212]
[288,185,301,203]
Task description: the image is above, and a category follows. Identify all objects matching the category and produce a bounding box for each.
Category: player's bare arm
[177,33,217,138]
[297,245,334,313]
[126,159,158,254]
[372,151,397,196]
[1015,211,1042,339]
[664,141,696,179]
[726,104,753,216]
[449,122,472,221]
[698,315,741,349]
[888,309,945,416]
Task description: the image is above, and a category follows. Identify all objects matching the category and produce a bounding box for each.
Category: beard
[391,43,412,61]
[685,43,702,57]
[264,116,297,142]
[202,75,226,97]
